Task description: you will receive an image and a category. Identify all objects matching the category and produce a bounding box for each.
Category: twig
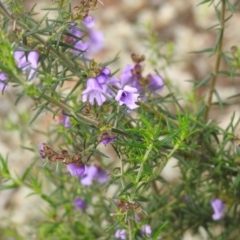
[204,1,226,121]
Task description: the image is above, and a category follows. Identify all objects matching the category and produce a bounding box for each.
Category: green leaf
[29,102,48,124]
[197,0,213,7]
[118,182,134,197]
[133,195,149,202]
[194,73,212,90]
[91,148,109,158]
[189,48,214,54]
[21,159,37,182]
[0,154,9,173]
[115,141,147,149]
[153,222,168,240]
[226,0,235,13]
[0,184,20,190]
[213,89,223,110]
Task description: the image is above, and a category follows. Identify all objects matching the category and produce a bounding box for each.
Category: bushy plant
[1,0,240,239]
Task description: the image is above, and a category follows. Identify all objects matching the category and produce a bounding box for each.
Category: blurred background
[1,0,240,239]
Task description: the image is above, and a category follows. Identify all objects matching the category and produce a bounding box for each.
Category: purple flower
[82,67,121,106]
[120,64,140,89]
[115,229,126,240]
[101,67,111,76]
[73,40,89,56]
[0,72,8,92]
[56,114,71,128]
[70,23,83,38]
[115,85,139,110]
[141,225,151,237]
[14,50,39,80]
[73,198,87,210]
[88,30,104,54]
[97,68,121,97]
[82,78,106,106]
[102,137,115,146]
[70,20,103,58]
[96,168,109,183]
[148,74,164,92]
[39,144,46,159]
[67,163,85,177]
[96,73,108,84]
[80,165,108,186]
[63,116,71,128]
[101,132,116,146]
[210,198,224,220]
[82,15,95,29]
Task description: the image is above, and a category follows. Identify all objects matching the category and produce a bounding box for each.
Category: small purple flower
[57,114,71,128]
[96,168,109,183]
[96,73,108,84]
[210,198,224,220]
[102,137,115,146]
[88,30,104,54]
[70,20,103,58]
[101,132,116,146]
[120,64,140,89]
[81,165,98,186]
[63,116,71,128]
[82,78,106,106]
[70,23,83,38]
[14,50,39,80]
[73,40,89,55]
[0,72,8,92]
[101,67,111,76]
[141,225,151,237]
[39,144,46,159]
[82,68,120,106]
[81,165,108,186]
[73,197,87,210]
[97,68,121,97]
[82,15,95,29]
[115,229,126,240]
[115,85,139,110]
[148,74,164,92]
[67,163,85,177]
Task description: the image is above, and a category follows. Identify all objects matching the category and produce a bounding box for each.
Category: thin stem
[204,0,226,121]
[9,71,99,126]
[0,1,11,19]
[128,216,134,240]
[130,143,153,200]
[160,70,184,113]
[145,139,183,186]
[41,94,99,126]
[126,143,153,239]
[120,156,125,189]
[153,143,179,177]
[114,104,120,128]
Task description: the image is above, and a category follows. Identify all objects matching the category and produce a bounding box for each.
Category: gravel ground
[1,1,240,239]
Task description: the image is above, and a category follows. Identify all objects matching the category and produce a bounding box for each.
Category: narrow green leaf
[194,73,212,90]
[21,159,37,182]
[133,195,149,202]
[189,48,214,54]
[0,184,20,190]
[226,0,235,13]
[0,154,9,173]
[29,103,48,124]
[197,0,212,7]
[153,222,168,240]
[118,182,134,197]
[213,89,223,110]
